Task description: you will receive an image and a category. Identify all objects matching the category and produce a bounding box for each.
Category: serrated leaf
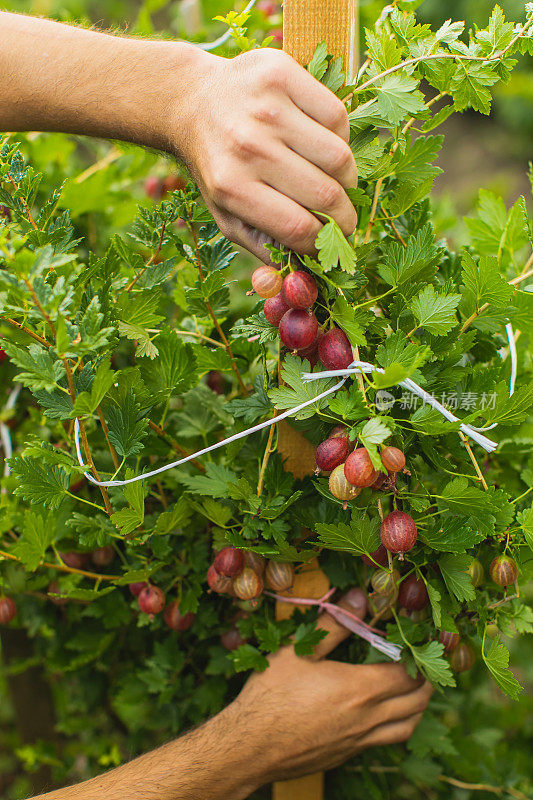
[11,510,55,570]
[316,512,380,555]
[421,517,487,553]
[315,217,358,274]
[482,638,523,700]
[409,285,461,335]
[10,456,69,510]
[3,342,65,391]
[438,553,476,602]
[269,355,338,420]
[409,640,456,687]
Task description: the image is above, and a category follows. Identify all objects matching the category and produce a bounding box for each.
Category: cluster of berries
[207,546,295,603]
[252,266,354,370]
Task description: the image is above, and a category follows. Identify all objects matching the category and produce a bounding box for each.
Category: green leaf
[316,512,380,555]
[153,497,192,535]
[450,61,499,115]
[2,342,65,392]
[178,463,238,500]
[409,640,456,687]
[111,474,145,536]
[229,644,269,673]
[269,355,338,420]
[421,517,487,553]
[330,296,366,346]
[376,331,430,383]
[408,712,457,757]
[307,41,329,80]
[374,72,426,125]
[11,510,55,570]
[517,506,533,551]
[426,581,442,628]
[106,395,148,458]
[226,378,272,425]
[10,456,69,510]
[315,217,358,274]
[72,358,115,416]
[409,284,461,335]
[293,622,328,657]
[393,136,444,187]
[479,380,533,426]
[460,253,513,314]
[438,553,475,602]
[378,223,440,286]
[140,327,196,402]
[482,638,523,700]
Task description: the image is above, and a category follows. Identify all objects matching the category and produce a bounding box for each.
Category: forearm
[0,12,202,153]
[33,704,266,800]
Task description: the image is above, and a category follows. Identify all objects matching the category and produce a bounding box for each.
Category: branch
[148,419,206,473]
[0,547,120,582]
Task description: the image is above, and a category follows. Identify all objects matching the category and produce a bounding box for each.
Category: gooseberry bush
[1,3,533,798]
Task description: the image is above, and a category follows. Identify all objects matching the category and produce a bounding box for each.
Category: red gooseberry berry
[315,436,352,472]
[279,309,318,351]
[0,596,17,624]
[398,575,429,611]
[138,585,165,615]
[318,328,353,371]
[243,551,266,576]
[221,628,248,651]
[344,448,377,488]
[214,547,245,578]
[129,581,147,597]
[252,265,283,299]
[281,270,318,309]
[207,565,233,594]
[164,601,195,632]
[381,446,406,473]
[380,511,417,558]
[362,544,389,568]
[91,546,114,567]
[264,294,290,326]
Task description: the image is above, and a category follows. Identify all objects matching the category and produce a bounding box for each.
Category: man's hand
[224,597,433,785]
[32,592,431,800]
[0,14,357,262]
[170,48,358,261]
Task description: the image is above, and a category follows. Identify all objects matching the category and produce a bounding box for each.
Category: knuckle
[316,180,344,211]
[327,97,349,130]
[255,51,290,88]
[281,214,317,248]
[207,168,234,205]
[229,124,262,159]
[253,102,282,125]
[329,142,354,174]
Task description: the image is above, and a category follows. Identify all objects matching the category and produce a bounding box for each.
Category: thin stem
[126,221,167,292]
[7,175,38,230]
[65,491,106,512]
[188,223,248,395]
[96,405,120,469]
[74,147,121,184]
[257,417,277,497]
[461,257,533,333]
[24,279,56,334]
[172,330,226,348]
[459,431,488,490]
[0,548,120,581]
[364,177,383,244]
[3,317,50,347]
[148,419,206,473]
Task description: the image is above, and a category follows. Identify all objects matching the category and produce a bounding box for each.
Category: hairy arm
[0,12,357,261]
[32,597,432,800]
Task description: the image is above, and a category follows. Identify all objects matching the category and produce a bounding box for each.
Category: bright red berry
[138,585,165,615]
[264,294,290,326]
[0,596,17,624]
[144,175,162,199]
[270,28,283,43]
[161,174,186,196]
[344,448,377,488]
[315,436,352,472]
[380,511,417,558]
[243,551,266,576]
[129,581,147,597]
[214,547,245,578]
[318,328,353,371]
[281,271,318,309]
[279,309,318,351]
[257,0,278,15]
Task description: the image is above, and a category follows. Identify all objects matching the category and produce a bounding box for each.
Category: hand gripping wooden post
[272,7,358,798]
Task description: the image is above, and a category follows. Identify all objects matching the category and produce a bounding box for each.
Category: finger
[213,181,322,255]
[262,145,357,237]
[280,105,357,189]
[357,712,424,750]
[309,591,370,661]
[213,210,276,264]
[283,61,350,141]
[374,682,433,727]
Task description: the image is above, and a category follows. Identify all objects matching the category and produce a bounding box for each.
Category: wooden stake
[274,6,358,798]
